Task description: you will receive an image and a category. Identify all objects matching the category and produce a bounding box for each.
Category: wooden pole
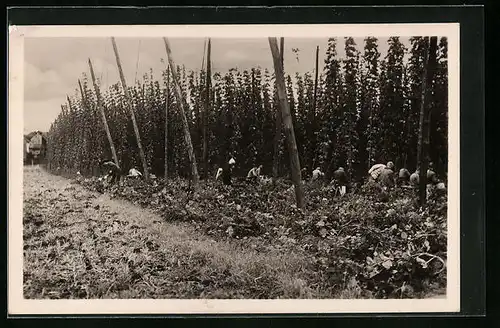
[164,65,170,179]
[59,104,65,169]
[88,58,120,170]
[66,95,76,170]
[203,38,211,180]
[312,45,319,170]
[417,36,438,206]
[162,37,200,187]
[110,37,149,180]
[78,79,86,104]
[272,37,285,182]
[78,79,92,175]
[66,95,73,111]
[269,37,305,208]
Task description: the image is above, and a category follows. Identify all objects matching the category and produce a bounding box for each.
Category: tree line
[46,36,448,184]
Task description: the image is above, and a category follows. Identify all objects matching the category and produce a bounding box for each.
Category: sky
[24,36,411,134]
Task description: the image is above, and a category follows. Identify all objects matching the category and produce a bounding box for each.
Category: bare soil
[23,166,332,299]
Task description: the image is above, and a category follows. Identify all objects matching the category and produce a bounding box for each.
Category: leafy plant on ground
[76,173,447,299]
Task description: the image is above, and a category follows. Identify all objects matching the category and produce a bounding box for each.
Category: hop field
[23,166,447,300]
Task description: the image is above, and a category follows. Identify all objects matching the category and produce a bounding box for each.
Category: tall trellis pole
[111,37,150,180]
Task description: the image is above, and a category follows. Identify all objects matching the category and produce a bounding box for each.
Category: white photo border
[8,23,460,315]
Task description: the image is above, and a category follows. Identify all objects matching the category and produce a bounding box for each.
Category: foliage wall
[46,37,448,182]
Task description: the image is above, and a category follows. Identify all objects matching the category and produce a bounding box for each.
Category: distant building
[23,135,29,163]
[24,131,47,165]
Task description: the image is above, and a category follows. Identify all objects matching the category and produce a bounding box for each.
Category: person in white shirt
[311,167,324,181]
[368,161,394,181]
[128,167,142,178]
[247,165,263,180]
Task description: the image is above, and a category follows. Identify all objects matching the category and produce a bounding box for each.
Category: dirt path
[23,166,327,299]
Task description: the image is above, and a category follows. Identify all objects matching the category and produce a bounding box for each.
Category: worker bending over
[215,167,223,181]
[368,161,395,189]
[247,165,263,181]
[127,167,143,178]
[216,157,236,185]
[332,166,348,196]
[398,168,411,186]
[410,169,420,186]
[100,160,121,184]
[410,163,441,187]
[311,167,324,181]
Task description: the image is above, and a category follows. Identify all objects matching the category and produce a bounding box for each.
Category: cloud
[24,62,66,101]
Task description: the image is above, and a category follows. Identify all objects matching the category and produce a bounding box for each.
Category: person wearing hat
[222,157,236,185]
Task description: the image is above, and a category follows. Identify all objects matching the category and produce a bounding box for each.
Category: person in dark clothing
[378,166,395,189]
[333,167,348,185]
[301,167,309,181]
[222,163,231,185]
[332,167,348,196]
[427,163,439,185]
[398,168,411,186]
[100,160,121,184]
[221,157,236,186]
[410,169,420,186]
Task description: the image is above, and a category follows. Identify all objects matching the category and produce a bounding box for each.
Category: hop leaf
[382,260,393,269]
[369,267,380,278]
[424,240,430,251]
